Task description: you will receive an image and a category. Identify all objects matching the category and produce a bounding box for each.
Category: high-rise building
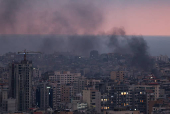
[60,84,72,103]
[129,85,147,114]
[109,84,130,110]
[77,76,86,94]
[101,93,110,112]
[36,82,53,110]
[128,84,160,114]
[83,88,101,113]
[50,82,57,110]
[49,71,81,107]
[9,60,33,111]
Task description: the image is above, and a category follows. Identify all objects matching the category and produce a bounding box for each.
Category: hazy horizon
[1,0,170,56]
[0,35,170,57]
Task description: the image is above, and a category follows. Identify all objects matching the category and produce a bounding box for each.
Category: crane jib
[18,51,41,61]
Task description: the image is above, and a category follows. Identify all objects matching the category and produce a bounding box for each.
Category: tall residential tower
[9,60,33,111]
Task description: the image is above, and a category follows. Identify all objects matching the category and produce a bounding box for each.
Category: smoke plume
[0,0,103,34]
[40,28,154,71]
[0,0,24,33]
[0,0,153,71]
[127,36,153,71]
[107,28,153,71]
[0,30,153,71]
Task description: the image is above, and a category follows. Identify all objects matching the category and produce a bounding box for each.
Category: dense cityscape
[0,50,170,114]
[0,0,170,114]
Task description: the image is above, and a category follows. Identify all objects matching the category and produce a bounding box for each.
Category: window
[104,107,107,109]
[104,99,107,101]
[124,92,126,95]
[121,92,123,95]
[91,103,95,105]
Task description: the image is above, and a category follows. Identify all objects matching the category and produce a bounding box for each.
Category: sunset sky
[103,0,170,36]
[0,0,170,36]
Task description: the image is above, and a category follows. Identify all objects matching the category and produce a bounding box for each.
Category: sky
[0,0,170,36]
[103,0,170,36]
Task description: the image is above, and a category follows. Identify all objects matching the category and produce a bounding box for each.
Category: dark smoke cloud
[39,35,105,55]
[107,28,153,71]
[39,28,153,71]
[40,36,65,54]
[127,36,153,71]
[66,35,102,55]
[64,1,103,34]
[0,29,153,71]
[0,0,23,33]
[0,0,103,34]
[0,0,153,71]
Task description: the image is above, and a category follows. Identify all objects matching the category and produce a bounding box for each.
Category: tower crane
[18,50,42,61]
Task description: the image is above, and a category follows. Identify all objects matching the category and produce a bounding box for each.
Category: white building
[156,55,169,63]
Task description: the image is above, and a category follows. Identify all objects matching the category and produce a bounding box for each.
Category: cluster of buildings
[0,51,170,114]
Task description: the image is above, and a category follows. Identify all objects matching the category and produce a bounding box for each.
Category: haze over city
[0,0,170,56]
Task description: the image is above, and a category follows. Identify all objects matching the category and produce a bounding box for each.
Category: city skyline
[1,0,170,114]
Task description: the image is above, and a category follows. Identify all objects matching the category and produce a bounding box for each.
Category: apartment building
[49,71,81,84]
[49,71,81,108]
[83,88,101,113]
[36,82,53,110]
[9,60,33,111]
[110,71,125,82]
